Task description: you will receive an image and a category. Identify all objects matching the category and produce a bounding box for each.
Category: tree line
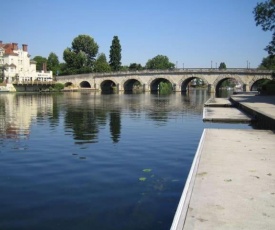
[33,35,176,76]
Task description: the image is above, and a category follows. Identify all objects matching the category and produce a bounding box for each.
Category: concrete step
[204,98,233,107]
[203,107,252,122]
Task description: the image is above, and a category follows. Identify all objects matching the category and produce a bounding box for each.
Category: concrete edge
[204,98,214,106]
[202,118,251,122]
[170,129,207,230]
[202,107,206,120]
[230,96,275,129]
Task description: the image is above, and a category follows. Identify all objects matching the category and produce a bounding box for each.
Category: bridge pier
[116,83,120,92]
[243,84,249,92]
[144,84,150,92]
[174,84,181,92]
[208,84,215,94]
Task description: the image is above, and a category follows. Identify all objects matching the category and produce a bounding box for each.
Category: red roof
[0,43,18,56]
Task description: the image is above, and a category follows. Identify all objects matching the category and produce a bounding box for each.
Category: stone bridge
[56,68,273,93]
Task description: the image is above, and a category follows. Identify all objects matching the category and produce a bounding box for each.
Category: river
[0,89,252,230]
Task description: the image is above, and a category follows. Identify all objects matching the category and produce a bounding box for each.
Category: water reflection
[0,89,210,143]
[0,93,53,139]
[0,89,229,230]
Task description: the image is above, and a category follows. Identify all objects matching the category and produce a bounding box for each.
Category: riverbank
[171,93,275,229]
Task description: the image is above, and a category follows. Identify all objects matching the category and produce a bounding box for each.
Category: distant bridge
[56,68,273,93]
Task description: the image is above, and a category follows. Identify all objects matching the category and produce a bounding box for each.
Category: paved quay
[171,94,275,230]
[203,97,252,122]
[231,94,275,121]
[203,107,252,122]
[204,98,233,107]
[171,129,275,230]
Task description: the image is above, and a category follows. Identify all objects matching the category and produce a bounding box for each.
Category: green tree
[218,62,227,69]
[258,55,275,69]
[63,34,99,74]
[254,1,275,55]
[145,55,175,70]
[94,53,111,73]
[129,63,143,71]
[47,52,60,75]
[33,56,47,71]
[159,81,173,94]
[109,36,122,71]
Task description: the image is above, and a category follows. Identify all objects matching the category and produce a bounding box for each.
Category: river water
[0,90,252,230]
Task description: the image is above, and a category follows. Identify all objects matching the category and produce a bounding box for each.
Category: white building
[0,41,53,83]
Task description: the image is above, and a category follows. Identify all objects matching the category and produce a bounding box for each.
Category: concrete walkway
[203,97,252,123]
[203,107,252,122]
[171,129,275,230]
[204,98,233,107]
[231,94,275,121]
[171,94,275,230]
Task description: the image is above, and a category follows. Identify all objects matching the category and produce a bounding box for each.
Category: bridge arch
[123,78,143,92]
[149,77,173,92]
[180,76,209,92]
[64,82,74,87]
[80,81,92,88]
[100,79,117,92]
[249,75,273,91]
[213,75,244,95]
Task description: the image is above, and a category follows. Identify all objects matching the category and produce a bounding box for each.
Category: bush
[260,80,275,95]
[159,82,173,94]
[50,83,64,92]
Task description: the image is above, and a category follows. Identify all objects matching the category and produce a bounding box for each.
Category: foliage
[47,52,60,75]
[259,79,275,94]
[258,55,275,69]
[129,63,143,71]
[109,36,122,71]
[254,1,275,55]
[159,81,173,94]
[63,35,99,74]
[218,62,227,69]
[120,66,129,71]
[145,55,175,70]
[221,79,235,88]
[50,83,64,92]
[94,53,111,73]
[33,56,47,71]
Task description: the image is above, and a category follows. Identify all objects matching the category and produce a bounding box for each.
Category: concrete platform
[171,129,275,230]
[204,98,233,107]
[231,94,275,120]
[203,107,252,122]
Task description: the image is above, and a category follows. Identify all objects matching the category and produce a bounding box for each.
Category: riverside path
[56,68,272,94]
[171,94,275,230]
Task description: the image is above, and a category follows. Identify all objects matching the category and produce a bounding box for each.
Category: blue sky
[1,0,271,68]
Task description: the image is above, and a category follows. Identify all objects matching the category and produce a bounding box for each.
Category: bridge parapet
[92,68,272,78]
